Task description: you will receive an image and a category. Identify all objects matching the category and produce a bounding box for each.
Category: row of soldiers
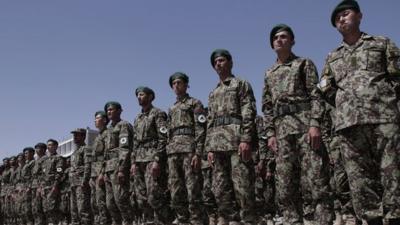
[1,1,400,225]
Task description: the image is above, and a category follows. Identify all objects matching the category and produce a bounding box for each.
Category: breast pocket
[224,89,239,114]
[329,56,346,84]
[366,47,385,72]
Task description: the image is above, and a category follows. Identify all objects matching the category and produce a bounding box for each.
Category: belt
[213,116,241,127]
[172,127,194,137]
[274,102,311,117]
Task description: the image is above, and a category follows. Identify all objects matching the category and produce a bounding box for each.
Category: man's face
[172,79,188,96]
[335,9,362,35]
[73,132,85,145]
[10,158,15,167]
[95,115,107,130]
[272,30,294,53]
[24,150,34,161]
[213,56,232,75]
[18,155,25,164]
[47,141,58,154]
[35,147,46,157]
[107,106,121,121]
[137,92,152,107]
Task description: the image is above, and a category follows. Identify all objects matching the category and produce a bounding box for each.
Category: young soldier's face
[137,92,152,107]
[213,56,232,75]
[73,132,85,145]
[335,9,362,35]
[47,141,58,154]
[273,30,294,52]
[95,115,107,130]
[172,79,187,96]
[107,106,121,121]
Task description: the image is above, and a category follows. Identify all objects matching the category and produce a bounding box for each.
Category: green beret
[169,72,189,87]
[34,142,47,150]
[269,24,295,49]
[104,101,122,112]
[95,110,107,118]
[23,147,35,153]
[331,0,360,27]
[210,49,232,67]
[135,86,155,100]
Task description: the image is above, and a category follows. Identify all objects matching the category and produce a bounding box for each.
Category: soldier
[262,24,333,225]
[253,115,276,225]
[131,86,171,225]
[166,72,206,225]
[21,147,36,225]
[32,143,48,225]
[59,154,71,225]
[8,155,19,225]
[206,49,257,225]
[41,139,64,225]
[320,1,400,224]
[69,128,92,225]
[102,101,133,225]
[0,158,10,225]
[91,111,111,225]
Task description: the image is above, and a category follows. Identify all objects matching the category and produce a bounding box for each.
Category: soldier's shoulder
[151,106,167,116]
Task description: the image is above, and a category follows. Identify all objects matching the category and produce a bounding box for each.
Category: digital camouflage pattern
[132,106,171,224]
[91,128,110,225]
[31,155,47,225]
[262,55,333,225]
[21,158,35,225]
[167,94,206,224]
[59,165,71,225]
[104,119,133,225]
[40,153,64,224]
[69,144,92,225]
[206,75,257,224]
[320,33,400,221]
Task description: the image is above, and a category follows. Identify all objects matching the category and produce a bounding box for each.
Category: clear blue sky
[1,1,399,159]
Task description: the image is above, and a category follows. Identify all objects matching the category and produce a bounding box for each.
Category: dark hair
[35,142,47,150]
[47,139,59,146]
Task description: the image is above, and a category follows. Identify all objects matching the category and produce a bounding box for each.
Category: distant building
[57,127,98,157]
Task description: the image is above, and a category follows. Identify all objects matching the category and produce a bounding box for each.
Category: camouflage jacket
[254,115,275,173]
[21,159,35,189]
[167,94,206,155]
[9,166,19,193]
[104,119,133,172]
[262,54,324,139]
[91,128,108,177]
[32,155,47,189]
[0,168,11,197]
[205,75,257,152]
[132,106,168,162]
[60,167,70,194]
[41,153,64,187]
[69,144,91,186]
[320,33,400,131]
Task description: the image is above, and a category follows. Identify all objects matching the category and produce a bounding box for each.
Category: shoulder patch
[198,114,206,123]
[159,127,168,134]
[56,168,63,172]
[120,137,127,145]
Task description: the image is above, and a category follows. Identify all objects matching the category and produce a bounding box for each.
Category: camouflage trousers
[167,153,203,223]
[42,186,62,224]
[328,135,353,216]
[211,151,255,223]
[201,165,217,219]
[276,132,333,225]
[60,191,71,225]
[254,166,276,221]
[105,170,132,224]
[21,189,34,225]
[339,123,400,220]
[90,177,111,225]
[31,188,46,225]
[133,161,171,224]
[70,185,92,225]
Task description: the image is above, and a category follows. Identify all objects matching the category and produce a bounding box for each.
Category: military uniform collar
[271,53,298,72]
[176,93,190,103]
[140,105,154,115]
[340,32,370,50]
[217,75,235,87]
[110,118,122,127]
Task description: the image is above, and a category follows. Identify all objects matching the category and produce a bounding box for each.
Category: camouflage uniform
[132,106,170,224]
[69,144,92,225]
[59,163,71,225]
[1,165,11,225]
[167,94,206,224]
[262,54,333,225]
[31,155,47,225]
[21,158,35,225]
[253,116,276,224]
[91,128,111,225]
[40,153,64,225]
[9,163,19,225]
[104,119,133,225]
[320,33,400,221]
[206,75,257,223]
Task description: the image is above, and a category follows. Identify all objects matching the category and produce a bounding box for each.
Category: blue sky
[1,0,399,159]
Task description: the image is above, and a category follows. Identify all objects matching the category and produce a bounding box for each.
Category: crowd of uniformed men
[1,1,400,225]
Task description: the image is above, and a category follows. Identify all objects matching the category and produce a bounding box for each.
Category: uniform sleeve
[83,147,92,183]
[118,122,133,172]
[319,55,338,106]
[239,80,257,142]
[304,59,325,128]
[386,38,400,98]
[55,157,65,185]
[155,111,168,161]
[262,71,276,138]
[193,99,207,156]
